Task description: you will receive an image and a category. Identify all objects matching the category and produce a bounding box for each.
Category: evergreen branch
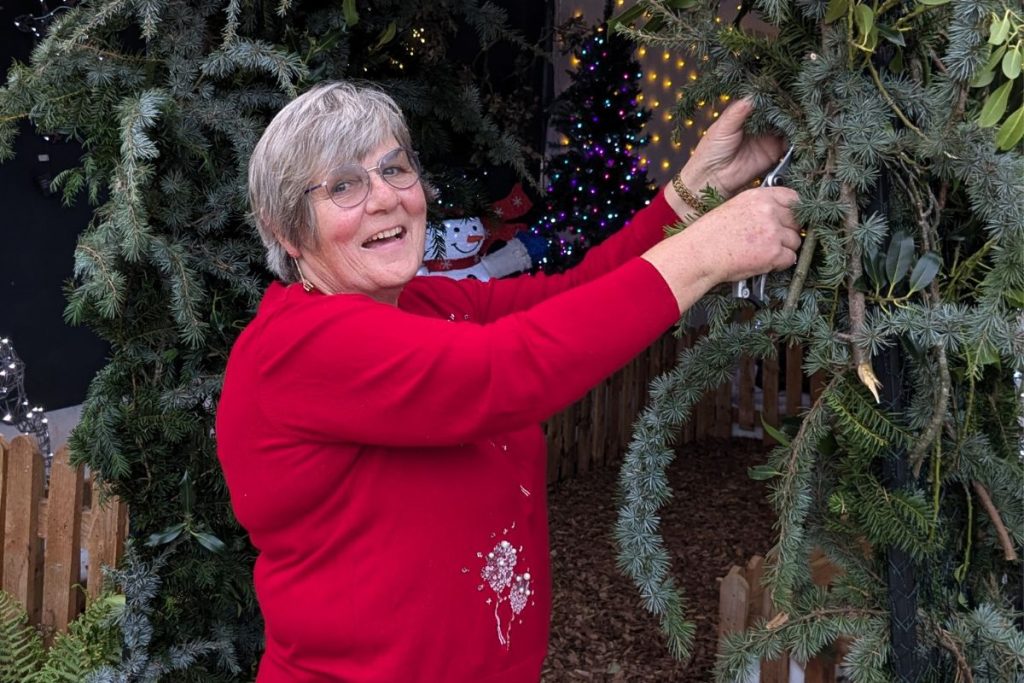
[616,322,773,660]
[971,480,1019,562]
[764,378,838,610]
[866,61,923,138]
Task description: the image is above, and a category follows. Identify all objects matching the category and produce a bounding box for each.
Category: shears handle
[733,145,796,306]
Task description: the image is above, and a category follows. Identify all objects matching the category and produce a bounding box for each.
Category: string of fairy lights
[0,337,53,461]
[558,0,737,185]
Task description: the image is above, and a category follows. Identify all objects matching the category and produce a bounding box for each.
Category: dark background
[1,0,108,410]
[0,0,552,410]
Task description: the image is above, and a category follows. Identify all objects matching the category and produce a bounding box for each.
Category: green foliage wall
[611,0,1024,680]
[0,1,532,677]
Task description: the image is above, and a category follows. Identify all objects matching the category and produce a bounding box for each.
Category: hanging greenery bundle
[612,0,1023,680]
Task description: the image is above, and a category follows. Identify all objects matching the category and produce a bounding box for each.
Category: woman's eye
[331,178,359,195]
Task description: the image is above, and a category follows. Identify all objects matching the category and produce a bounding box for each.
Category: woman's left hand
[675,98,787,200]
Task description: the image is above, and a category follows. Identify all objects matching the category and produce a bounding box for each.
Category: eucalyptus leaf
[193,531,227,553]
[979,80,1013,128]
[989,14,1010,45]
[824,0,849,23]
[1002,45,1022,79]
[907,252,942,294]
[748,465,781,481]
[375,22,397,50]
[609,4,646,28]
[970,68,996,88]
[862,246,886,289]
[983,44,1008,71]
[854,4,874,40]
[146,522,186,546]
[877,24,906,46]
[995,104,1024,151]
[761,416,792,446]
[885,233,915,286]
[342,0,359,27]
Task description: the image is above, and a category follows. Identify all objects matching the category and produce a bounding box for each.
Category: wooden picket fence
[0,434,127,635]
[544,327,825,485]
[718,551,846,682]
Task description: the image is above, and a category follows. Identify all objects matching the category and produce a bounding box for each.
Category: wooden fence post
[718,565,749,639]
[3,435,45,623]
[0,437,7,574]
[41,445,84,634]
[86,489,128,599]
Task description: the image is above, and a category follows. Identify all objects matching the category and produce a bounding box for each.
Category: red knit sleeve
[410,188,681,323]
[254,258,678,447]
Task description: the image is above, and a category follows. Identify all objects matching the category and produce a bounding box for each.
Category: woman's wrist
[666,165,722,220]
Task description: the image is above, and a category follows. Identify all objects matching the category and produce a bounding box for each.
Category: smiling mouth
[363,226,406,248]
[449,242,480,254]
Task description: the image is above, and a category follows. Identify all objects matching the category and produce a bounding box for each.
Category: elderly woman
[216,81,801,682]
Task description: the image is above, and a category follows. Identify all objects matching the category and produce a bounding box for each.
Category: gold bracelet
[671,174,709,214]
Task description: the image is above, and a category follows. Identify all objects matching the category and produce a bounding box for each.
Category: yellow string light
[648,71,658,81]
[652,134,661,142]
[719,94,731,102]
[662,52,670,61]
[712,110,720,119]
[676,59,686,69]
[662,78,672,88]
[652,100,660,108]
[637,93,645,102]
[638,47,647,57]
[684,118,695,128]
[660,159,671,170]
[688,72,698,81]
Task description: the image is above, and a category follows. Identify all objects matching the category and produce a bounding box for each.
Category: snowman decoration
[417,184,534,282]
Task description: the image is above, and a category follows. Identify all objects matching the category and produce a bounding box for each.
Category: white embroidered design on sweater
[478,538,532,648]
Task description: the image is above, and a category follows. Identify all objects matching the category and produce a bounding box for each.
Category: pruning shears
[733,145,796,307]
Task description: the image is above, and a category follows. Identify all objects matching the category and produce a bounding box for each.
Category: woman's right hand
[642,186,802,313]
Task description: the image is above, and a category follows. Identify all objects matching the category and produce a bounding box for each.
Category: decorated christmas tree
[612,0,1023,680]
[0,2,531,677]
[531,6,656,272]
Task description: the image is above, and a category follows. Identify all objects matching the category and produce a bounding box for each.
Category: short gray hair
[248,81,415,282]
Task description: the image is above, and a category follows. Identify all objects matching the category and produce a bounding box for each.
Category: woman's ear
[277,232,302,260]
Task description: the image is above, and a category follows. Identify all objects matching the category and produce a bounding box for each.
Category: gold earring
[293,258,314,293]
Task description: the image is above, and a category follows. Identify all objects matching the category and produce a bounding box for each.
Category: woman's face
[296,138,428,303]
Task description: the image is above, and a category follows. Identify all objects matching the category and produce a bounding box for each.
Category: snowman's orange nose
[467,235,484,243]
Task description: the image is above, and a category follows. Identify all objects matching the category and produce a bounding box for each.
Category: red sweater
[216,191,681,682]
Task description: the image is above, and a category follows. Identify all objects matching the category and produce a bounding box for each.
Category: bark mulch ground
[543,438,776,682]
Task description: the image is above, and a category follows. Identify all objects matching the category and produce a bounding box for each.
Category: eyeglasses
[304,147,421,209]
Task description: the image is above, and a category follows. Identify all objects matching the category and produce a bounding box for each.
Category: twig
[784,230,817,313]
[936,627,975,683]
[840,182,880,401]
[910,345,951,477]
[784,147,835,313]
[971,480,1020,562]
[866,60,924,137]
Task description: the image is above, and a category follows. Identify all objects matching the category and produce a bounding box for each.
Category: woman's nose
[363,172,400,211]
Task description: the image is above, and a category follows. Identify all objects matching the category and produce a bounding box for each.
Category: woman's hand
[643,186,802,313]
[667,98,787,217]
